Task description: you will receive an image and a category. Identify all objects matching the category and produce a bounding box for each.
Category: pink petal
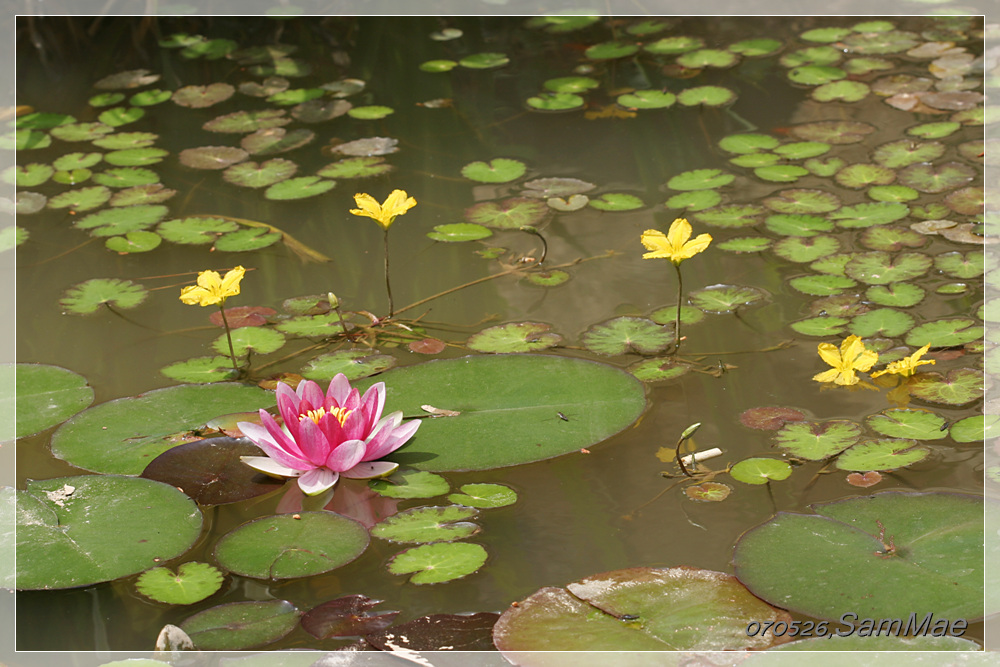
[325,439,367,472]
[296,417,334,466]
[297,378,326,409]
[275,385,303,440]
[297,468,339,496]
[340,407,367,442]
[237,424,313,471]
[316,410,348,448]
[240,455,302,479]
[365,413,419,461]
[326,373,352,406]
[358,382,386,432]
[342,461,399,479]
[259,410,306,460]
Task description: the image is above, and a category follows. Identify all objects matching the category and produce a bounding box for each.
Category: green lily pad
[50,383,272,474]
[60,278,148,314]
[665,190,722,211]
[829,202,909,229]
[581,317,673,356]
[523,177,595,199]
[494,567,791,652]
[789,274,857,296]
[753,165,809,183]
[12,363,94,438]
[781,46,842,67]
[773,236,841,263]
[372,505,479,544]
[460,158,526,183]
[370,469,450,499]
[812,80,870,102]
[76,203,169,237]
[691,204,763,228]
[866,184,919,202]
[677,48,739,69]
[650,305,706,326]
[543,77,599,94]
[347,105,394,120]
[873,139,946,168]
[16,475,202,589]
[731,153,780,168]
[788,316,848,337]
[223,158,297,188]
[354,355,645,472]
[467,322,561,354]
[588,193,644,211]
[242,128,315,156]
[627,357,691,383]
[905,318,982,348]
[717,237,772,253]
[14,163,53,187]
[420,59,458,72]
[730,458,792,485]
[92,131,159,149]
[105,230,162,254]
[180,600,300,650]
[52,152,102,171]
[465,198,548,229]
[788,65,846,85]
[907,121,961,139]
[173,83,235,108]
[425,223,492,243]
[92,166,160,188]
[51,121,114,141]
[203,109,291,133]
[585,42,639,60]
[718,133,780,154]
[859,226,926,251]
[526,93,585,111]
[843,30,920,54]
[733,491,982,622]
[301,349,397,381]
[866,409,947,441]
[835,438,930,471]
[7,128,50,150]
[774,143,831,161]
[849,308,915,338]
[685,482,733,502]
[179,37,238,60]
[212,327,286,357]
[763,188,841,214]
[865,282,925,308]
[135,562,224,605]
[616,90,676,109]
[160,357,238,384]
[667,169,734,191]
[677,86,737,107]
[95,106,145,127]
[179,146,248,170]
[448,483,517,509]
[105,147,168,167]
[459,52,509,69]
[773,420,861,460]
[728,38,782,56]
[907,369,983,406]
[951,415,998,443]
[157,216,239,244]
[129,88,172,106]
[689,284,766,313]
[523,270,570,287]
[644,35,704,54]
[265,176,335,201]
[626,20,668,36]
[387,542,488,584]
[316,156,390,179]
[898,161,975,194]
[51,168,91,185]
[214,227,282,252]
[274,312,344,337]
[790,120,875,144]
[834,163,895,189]
[802,156,844,176]
[267,88,325,106]
[944,186,984,216]
[215,512,369,579]
[47,185,111,211]
[935,250,983,279]
[764,214,834,237]
[845,252,932,285]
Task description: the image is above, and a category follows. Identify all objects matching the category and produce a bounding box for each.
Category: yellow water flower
[871,343,935,378]
[350,190,417,230]
[641,218,713,265]
[179,266,245,307]
[813,335,879,386]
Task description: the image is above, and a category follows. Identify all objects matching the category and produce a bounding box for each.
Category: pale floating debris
[334,136,399,156]
[94,69,161,90]
[547,194,589,211]
[421,404,461,417]
[45,484,76,507]
[906,42,963,59]
[940,223,993,245]
[680,448,723,466]
[909,219,957,235]
[521,177,596,199]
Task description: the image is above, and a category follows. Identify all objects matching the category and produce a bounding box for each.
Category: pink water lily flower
[237,374,419,496]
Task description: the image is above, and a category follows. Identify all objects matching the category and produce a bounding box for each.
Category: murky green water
[15,15,986,652]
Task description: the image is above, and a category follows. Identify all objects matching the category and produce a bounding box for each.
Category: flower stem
[671,262,684,355]
[217,303,240,375]
[383,228,394,319]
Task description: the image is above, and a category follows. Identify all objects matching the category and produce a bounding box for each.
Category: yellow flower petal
[179,266,245,307]
[666,218,693,249]
[640,229,672,259]
[640,219,712,264]
[350,190,417,230]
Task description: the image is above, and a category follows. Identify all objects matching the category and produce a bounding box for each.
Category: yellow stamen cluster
[301,407,353,426]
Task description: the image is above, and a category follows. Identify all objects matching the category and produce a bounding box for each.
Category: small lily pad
[731,153,780,168]
[812,80,869,102]
[172,83,235,108]
[775,142,831,160]
[788,274,857,296]
[92,131,158,149]
[301,349,396,381]
[685,482,732,502]
[316,156,390,179]
[92,166,160,188]
[581,317,673,356]
[387,542,488,584]
[689,284,766,313]
[427,223,493,243]
[692,204,763,228]
[616,90,676,109]
[523,177,595,199]
[136,562,224,605]
[677,86,737,107]
[158,216,239,244]
[873,139,946,168]
[665,190,722,211]
[907,369,983,406]
[180,600,300,650]
[161,357,237,384]
[265,176,335,201]
[465,198,548,229]
[214,227,282,252]
[835,163,896,189]
[48,186,111,212]
[448,483,517,509]
[764,214,834,237]
[109,184,177,206]
[835,438,930,471]
[526,92,584,111]
[950,415,998,443]
[677,48,738,69]
[763,188,841,214]
[105,230,162,254]
[667,169,734,191]
[420,59,458,73]
[718,133,780,154]
[242,127,315,156]
[467,322,561,354]
[60,278,147,314]
[788,316,848,337]
[753,165,808,183]
[866,409,947,441]
[717,237,772,253]
[585,42,639,60]
[773,236,840,263]
[905,318,982,348]
[372,505,479,544]
[300,595,399,640]
[212,327,286,357]
[223,158,297,188]
[179,146,248,170]
[370,469,450,499]
[627,357,691,383]
[935,250,983,279]
[523,270,570,287]
[644,35,705,54]
[730,458,792,485]
[459,52,509,69]
[348,105,394,120]
[865,282,925,308]
[849,308,915,338]
[203,109,291,133]
[97,106,145,127]
[461,158,526,183]
[845,251,931,285]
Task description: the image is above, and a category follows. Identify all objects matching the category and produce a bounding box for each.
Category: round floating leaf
[685,482,732,502]
[370,469,449,499]
[212,327,286,356]
[763,189,841,214]
[835,438,930,471]
[448,483,517,509]
[141,436,283,505]
[835,163,895,189]
[753,165,808,183]
[650,305,705,326]
[775,142,831,160]
[689,284,766,313]
[203,109,291,133]
[105,147,167,167]
[494,567,791,652]
[214,227,282,252]
[110,184,177,206]
[467,322,561,354]
[179,146,248,170]
[94,68,160,89]
[385,542,490,587]
[773,236,840,263]
[459,52,509,69]
[105,230,162,254]
[951,415,998,444]
[849,308,915,338]
[842,30,920,54]
[522,269,571,287]
[859,226,926,251]
[292,98,352,123]
[667,169,734,191]
[265,176,335,201]
[665,190,722,211]
[616,90,676,109]
[173,83,235,108]
[676,48,738,68]
[13,363,94,438]
[373,505,479,544]
[161,357,237,384]
[677,86,736,107]
[267,88,325,106]
[215,512,369,579]
[788,65,846,85]
[644,35,704,54]
[60,278,147,314]
[129,88,172,106]
[461,159,526,183]
[466,198,548,230]
[866,409,947,441]
[523,177,595,199]
[180,600,300,650]
[788,274,857,296]
[788,316,847,337]
[731,154,779,168]
[734,492,982,623]
[48,185,111,211]
[17,193,46,215]
[526,93,584,111]
[845,251,932,285]
[223,158,297,188]
[51,383,273,474]
[52,152,101,171]
[627,358,691,383]
[812,80,869,102]
[158,216,239,244]
[865,282,925,308]
[52,121,115,141]
[316,156,390,179]
[15,475,202,589]
[75,204,168,236]
[935,250,983,279]
[301,349,397,381]
[764,214,833,237]
[790,120,874,144]
[730,458,792,485]
[898,161,975,194]
[92,166,160,188]
[943,186,983,216]
[691,204,763,228]
[92,131,158,149]
[907,369,983,406]
[872,139,946,168]
[585,42,639,60]
[728,38,781,56]
[588,193,644,211]
[803,156,844,176]
[97,106,145,127]
[866,185,919,202]
[740,407,806,431]
[242,128,315,155]
[420,59,458,72]
[355,355,645,472]
[275,312,343,336]
[89,92,126,106]
[718,133,780,154]
[347,105,394,120]
[907,121,960,139]
[51,168,91,185]
[581,317,673,356]
[14,163,54,187]
[717,237,771,253]
[136,562,224,605]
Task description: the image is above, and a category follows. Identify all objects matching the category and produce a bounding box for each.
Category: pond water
[13,14,988,656]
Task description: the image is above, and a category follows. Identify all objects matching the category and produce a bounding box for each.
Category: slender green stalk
[383,228,394,318]
[217,304,240,374]
[670,262,684,354]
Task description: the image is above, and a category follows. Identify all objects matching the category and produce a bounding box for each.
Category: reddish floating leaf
[209,306,277,329]
[409,338,447,355]
[301,595,399,639]
[739,406,806,430]
[179,146,249,170]
[846,471,882,487]
[173,83,236,108]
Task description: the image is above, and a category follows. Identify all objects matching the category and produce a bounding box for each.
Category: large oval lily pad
[733,491,983,622]
[355,355,646,472]
[180,600,300,650]
[12,363,94,438]
[494,567,792,653]
[50,383,274,474]
[16,474,202,589]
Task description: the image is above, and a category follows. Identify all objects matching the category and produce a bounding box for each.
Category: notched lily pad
[369,469,450,499]
[465,198,548,229]
[773,420,862,460]
[907,368,983,406]
[372,505,480,544]
[387,542,488,585]
[448,483,517,509]
[462,159,527,183]
[60,278,147,314]
[135,562,224,605]
[689,284,766,313]
[173,83,235,108]
[466,322,561,354]
[301,349,396,381]
[835,438,930,471]
[581,317,673,356]
[179,146,249,170]
[223,158,297,188]
[180,600,300,650]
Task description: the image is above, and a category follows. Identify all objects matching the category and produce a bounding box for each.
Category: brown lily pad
[173,83,236,108]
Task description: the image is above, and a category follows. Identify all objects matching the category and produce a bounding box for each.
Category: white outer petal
[240,456,303,479]
[297,469,340,496]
